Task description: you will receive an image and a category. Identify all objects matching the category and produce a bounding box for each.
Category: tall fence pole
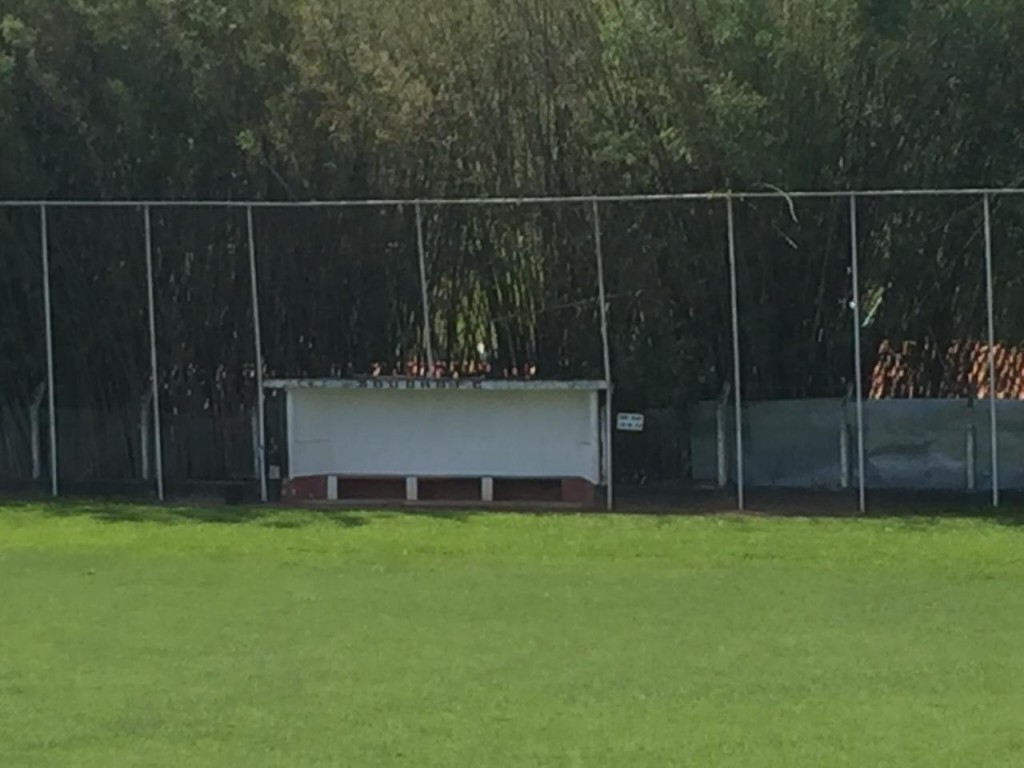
[983,193,1000,507]
[143,206,165,501]
[39,205,58,496]
[849,195,867,514]
[591,200,614,511]
[414,203,435,371]
[246,206,268,503]
[30,382,45,482]
[726,196,745,511]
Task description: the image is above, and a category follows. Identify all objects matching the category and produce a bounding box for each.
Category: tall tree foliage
[3,0,1024,435]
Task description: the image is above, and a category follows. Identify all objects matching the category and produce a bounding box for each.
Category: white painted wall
[287,387,601,483]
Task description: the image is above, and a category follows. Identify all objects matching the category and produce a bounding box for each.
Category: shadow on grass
[6,490,1024,529]
[4,498,491,530]
[689,487,1024,528]
[21,500,369,529]
[859,490,1024,529]
[881,508,1024,529]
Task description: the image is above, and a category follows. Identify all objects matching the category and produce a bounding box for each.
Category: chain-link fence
[2,190,1021,510]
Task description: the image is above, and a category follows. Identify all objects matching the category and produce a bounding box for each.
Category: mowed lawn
[2,503,1024,767]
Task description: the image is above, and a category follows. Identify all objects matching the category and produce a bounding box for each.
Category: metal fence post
[415,203,435,371]
[840,420,850,489]
[246,206,268,503]
[983,193,1000,507]
[726,196,745,511]
[30,382,45,482]
[143,206,165,500]
[966,421,976,491]
[140,390,151,482]
[717,383,731,488]
[591,199,614,511]
[39,205,58,496]
[849,195,867,514]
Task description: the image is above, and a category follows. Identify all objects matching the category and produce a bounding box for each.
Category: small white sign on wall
[616,413,645,432]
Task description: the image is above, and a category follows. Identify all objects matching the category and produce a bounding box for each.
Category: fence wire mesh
[1,191,1019,510]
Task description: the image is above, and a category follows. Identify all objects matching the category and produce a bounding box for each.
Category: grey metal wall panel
[744,399,845,488]
[864,400,969,489]
[691,398,1024,491]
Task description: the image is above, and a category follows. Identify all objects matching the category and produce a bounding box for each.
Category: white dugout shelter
[266,377,611,507]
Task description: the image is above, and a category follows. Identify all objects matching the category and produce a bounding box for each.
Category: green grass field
[2,502,1024,767]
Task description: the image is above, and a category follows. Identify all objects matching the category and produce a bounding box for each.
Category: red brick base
[337,477,405,500]
[562,477,596,506]
[281,474,597,508]
[419,477,482,501]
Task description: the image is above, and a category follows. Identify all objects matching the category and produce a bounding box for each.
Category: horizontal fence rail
[1,190,1014,510]
[6,186,1024,208]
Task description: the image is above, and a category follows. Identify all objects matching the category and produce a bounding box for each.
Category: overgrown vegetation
[3,0,1024,430]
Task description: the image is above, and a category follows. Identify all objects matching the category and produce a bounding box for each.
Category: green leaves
[5,0,1024,463]
[0,14,35,50]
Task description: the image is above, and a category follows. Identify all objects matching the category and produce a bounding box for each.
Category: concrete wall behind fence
[692,398,1024,491]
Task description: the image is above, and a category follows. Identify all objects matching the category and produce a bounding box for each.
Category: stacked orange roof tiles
[870,340,1024,399]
